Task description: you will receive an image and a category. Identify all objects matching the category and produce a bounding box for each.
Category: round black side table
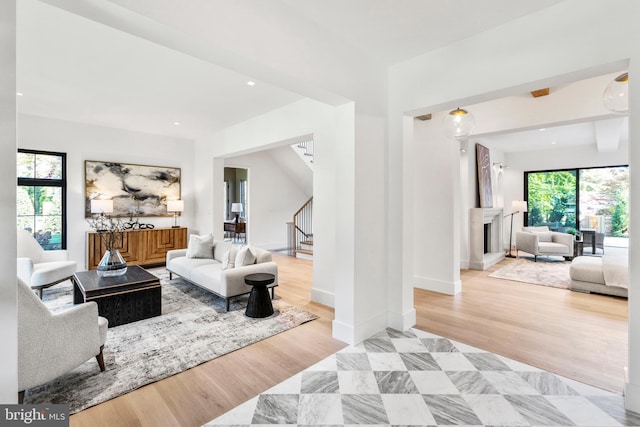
[244,273,275,318]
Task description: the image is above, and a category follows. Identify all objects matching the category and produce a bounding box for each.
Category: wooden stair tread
[300,240,314,246]
[297,249,314,255]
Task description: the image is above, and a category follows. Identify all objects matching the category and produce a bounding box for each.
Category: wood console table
[224,222,246,242]
[87,227,187,270]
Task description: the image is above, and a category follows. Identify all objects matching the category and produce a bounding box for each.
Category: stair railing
[292,197,313,257]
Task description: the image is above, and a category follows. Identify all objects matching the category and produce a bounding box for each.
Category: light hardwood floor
[70,254,628,427]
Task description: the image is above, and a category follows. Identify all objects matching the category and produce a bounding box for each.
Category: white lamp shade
[91,199,113,214]
[231,203,243,213]
[511,200,528,213]
[167,200,184,212]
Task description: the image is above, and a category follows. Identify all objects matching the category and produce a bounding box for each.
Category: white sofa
[166,238,278,311]
[515,226,574,261]
[569,255,628,297]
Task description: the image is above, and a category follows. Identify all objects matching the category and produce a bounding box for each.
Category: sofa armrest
[515,232,538,255]
[17,258,34,285]
[220,262,279,298]
[166,249,188,264]
[40,249,70,262]
[552,232,575,251]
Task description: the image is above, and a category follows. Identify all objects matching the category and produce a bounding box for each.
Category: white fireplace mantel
[469,208,505,270]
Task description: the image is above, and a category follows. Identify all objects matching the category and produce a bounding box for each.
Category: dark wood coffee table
[72,265,161,327]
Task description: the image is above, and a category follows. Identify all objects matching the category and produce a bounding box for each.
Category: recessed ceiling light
[16,92,23,96]
[173,122,181,125]
[551,141,557,145]
[539,128,546,131]
[247,81,256,86]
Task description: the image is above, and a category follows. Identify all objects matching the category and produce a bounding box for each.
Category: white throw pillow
[222,245,239,270]
[186,234,214,259]
[235,245,257,267]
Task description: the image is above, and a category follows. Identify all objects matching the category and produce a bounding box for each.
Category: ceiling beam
[594,117,625,152]
[530,88,550,98]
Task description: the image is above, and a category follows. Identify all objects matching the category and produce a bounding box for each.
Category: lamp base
[171,225,180,228]
[505,254,517,258]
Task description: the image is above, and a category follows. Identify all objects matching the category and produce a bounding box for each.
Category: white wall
[388,0,640,411]
[17,114,196,269]
[0,0,17,404]
[224,151,311,250]
[412,116,461,294]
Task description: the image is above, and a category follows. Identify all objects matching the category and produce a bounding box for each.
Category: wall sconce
[443,107,476,139]
[493,162,504,173]
[603,72,628,113]
[231,203,243,223]
[167,200,184,228]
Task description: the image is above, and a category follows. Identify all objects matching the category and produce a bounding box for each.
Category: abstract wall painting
[476,143,493,208]
[85,161,181,217]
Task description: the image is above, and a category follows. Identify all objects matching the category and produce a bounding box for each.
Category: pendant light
[443,107,475,139]
[603,72,628,113]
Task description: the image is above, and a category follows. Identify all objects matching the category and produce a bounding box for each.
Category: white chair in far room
[16,229,77,299]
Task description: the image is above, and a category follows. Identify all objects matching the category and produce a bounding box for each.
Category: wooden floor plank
[70,254,628,426]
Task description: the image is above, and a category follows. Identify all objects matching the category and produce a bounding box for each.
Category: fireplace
[470,208,505,270]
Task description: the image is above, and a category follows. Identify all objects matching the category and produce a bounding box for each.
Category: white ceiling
[18,0,612,148]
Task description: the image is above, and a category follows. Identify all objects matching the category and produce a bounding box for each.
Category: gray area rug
[26,268,318,414]
[489,257,571,289]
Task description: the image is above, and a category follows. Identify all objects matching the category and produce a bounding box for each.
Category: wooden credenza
[87,227,188,270]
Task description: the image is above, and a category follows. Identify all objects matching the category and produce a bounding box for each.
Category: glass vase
[97,248,128,277]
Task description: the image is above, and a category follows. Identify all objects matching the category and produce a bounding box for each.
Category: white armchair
[18,278,108,403]
[515,226,574,262]
[17,229,77,299]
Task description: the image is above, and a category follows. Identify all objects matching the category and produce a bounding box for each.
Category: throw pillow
[186,234,214,259]
[222,245,239,270]
[235,245,257,267]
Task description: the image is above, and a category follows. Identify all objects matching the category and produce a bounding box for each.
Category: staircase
[291,139,314,169]
[289,197,313,259]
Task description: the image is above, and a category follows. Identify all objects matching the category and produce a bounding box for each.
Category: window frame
[17,148,68,250]
[523,164,628,233]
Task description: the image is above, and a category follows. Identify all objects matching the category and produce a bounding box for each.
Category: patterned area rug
[489,257,571,289]
[26,268,318,413]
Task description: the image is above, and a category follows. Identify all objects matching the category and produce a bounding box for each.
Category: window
[17,149,67,250]
[525,165,629,238]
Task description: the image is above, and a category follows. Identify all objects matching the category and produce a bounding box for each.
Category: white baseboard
[332,310,388,345]
[414,275,461,295]
[387,308,416,332]
[311,287,334,308]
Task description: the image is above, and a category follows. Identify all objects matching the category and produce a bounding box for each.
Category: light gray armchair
[515,226,574,261]
[18,278,108,403]
[17,229,77,299]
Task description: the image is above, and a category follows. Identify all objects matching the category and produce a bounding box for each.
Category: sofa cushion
[190,264,223,294]
[570,257,605,285]
[186,234,214,259]
[222,245,239,270]
[522,226,550,233]
[533,231,553,242]
[168,256,218,280]
[235,245,257,267]
[537,241,570,255]
[214,240,232,262]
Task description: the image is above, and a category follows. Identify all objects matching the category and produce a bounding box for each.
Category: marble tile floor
[204,328,640,427]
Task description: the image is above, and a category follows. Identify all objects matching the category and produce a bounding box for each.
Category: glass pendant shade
[444,107,476,139]
[603,72,628,113]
